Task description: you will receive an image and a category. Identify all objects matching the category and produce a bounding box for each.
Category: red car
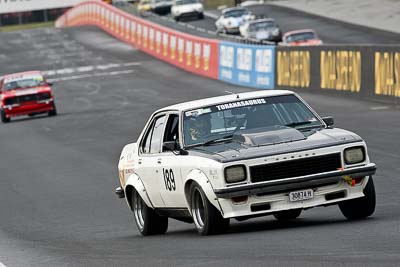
[282,29,323,46]
[0,71,57,123]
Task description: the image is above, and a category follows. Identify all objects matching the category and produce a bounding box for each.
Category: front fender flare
[184,169,223,216]
[124,173,154,209]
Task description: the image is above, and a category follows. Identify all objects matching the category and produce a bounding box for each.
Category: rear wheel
[190,182,229,235]
[273,209,302,221]
[339,176,376,220]
[131,190,168,236]
[1,110,10,123]
[198,13,204,19]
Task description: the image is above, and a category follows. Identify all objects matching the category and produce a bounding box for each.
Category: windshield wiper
[203,135,233,146]
[285,121,323,130]
[186,135,233,149]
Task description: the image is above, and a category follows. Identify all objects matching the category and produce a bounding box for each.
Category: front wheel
[190,182,229,235]
[131,190,168,236]
[1,110,10,123]
[48,103,57,116]
[339,176,376,220]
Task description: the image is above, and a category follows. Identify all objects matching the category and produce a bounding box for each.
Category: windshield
[224,9,248,18]
[183,95,322,147]
[249,21,275,32]
[3,74,45,91]
[176,0,199,5]
[286,32,316,42]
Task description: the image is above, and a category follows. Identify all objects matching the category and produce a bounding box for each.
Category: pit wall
[56,1,399,101]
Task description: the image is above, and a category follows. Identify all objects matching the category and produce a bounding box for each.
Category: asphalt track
[0,24,400,266]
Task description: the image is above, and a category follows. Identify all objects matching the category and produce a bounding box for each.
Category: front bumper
[2,100,55,118]
[215,164,376,218]
[214,163,376,198]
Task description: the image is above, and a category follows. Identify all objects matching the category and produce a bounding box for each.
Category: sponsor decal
[375,51,400,97]
[277,50,310,88]
[320,50,361,92]
[215,98,266,111]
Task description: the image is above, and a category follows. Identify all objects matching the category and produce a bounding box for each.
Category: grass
[0,21,54,32]
[203,0,236,9]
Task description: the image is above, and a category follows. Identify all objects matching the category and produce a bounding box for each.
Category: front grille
[250,153,342,183]
[4,93,50,105]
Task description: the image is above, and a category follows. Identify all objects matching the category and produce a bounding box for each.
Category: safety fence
[56,1,399,101]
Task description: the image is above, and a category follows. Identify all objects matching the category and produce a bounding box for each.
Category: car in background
[282,29,323,46]
[240,18,282,42]
[115,90,376,236]
[150,0,173,15]
[0,71,57,123]
[215,7,255,34]
[171,0,204,21]
[138,0,152,13]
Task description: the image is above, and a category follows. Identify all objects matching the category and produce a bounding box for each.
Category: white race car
[171,0,204,21]
[215,7,255,34]
[116,90,377,236]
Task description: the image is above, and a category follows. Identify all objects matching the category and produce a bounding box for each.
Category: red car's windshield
[3,75,46,91]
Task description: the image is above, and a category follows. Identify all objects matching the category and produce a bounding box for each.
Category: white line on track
[370,106,389,110]
[0,261,7,267]
[48,70,135,82]
[42,62,141,76]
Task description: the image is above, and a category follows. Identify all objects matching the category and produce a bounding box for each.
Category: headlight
[272,29,280,35]
[225,165,247,183]
[344,147,366,165]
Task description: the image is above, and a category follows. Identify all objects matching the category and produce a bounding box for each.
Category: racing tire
[174,16,179,21]
[273,209,302,221]
[190,182,229,235]
[1,110,10,123]
[198,13,204,19]
[339,176,376,220]
[48,103,57,117]
[131,190,168,236]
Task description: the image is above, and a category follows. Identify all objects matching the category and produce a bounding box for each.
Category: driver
[186,114,211,144]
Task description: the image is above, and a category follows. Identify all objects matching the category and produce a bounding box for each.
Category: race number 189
[163,168,176,191]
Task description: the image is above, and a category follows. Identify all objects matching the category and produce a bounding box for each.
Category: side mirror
[163,141,178,152]
[322,116,334,127]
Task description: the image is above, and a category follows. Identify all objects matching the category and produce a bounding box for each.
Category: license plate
[289,189,314,202]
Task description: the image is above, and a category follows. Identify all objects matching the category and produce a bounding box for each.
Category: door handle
[157,159,162,164]
[138,159,142,165]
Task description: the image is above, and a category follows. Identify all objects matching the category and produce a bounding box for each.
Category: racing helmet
[186,114,211,142]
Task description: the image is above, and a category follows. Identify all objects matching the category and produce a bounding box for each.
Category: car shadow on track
[163,216,378,237]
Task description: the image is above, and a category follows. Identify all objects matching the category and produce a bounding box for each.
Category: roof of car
[283,29,316,37]
[158,90,294,112]
[2,70,42,81]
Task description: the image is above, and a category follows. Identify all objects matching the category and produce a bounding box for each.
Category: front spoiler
[214,164,376,198]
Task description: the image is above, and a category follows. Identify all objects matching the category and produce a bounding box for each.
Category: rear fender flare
[124,173,153,209]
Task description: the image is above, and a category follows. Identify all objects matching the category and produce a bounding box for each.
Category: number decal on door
[163,168,176,191]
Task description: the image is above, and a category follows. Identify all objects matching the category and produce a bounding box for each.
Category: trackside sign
[0,0,87,14]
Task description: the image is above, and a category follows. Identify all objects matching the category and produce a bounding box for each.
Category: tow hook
[115,187,125,198]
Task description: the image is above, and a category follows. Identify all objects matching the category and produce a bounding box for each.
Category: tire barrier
[56,1,399,101]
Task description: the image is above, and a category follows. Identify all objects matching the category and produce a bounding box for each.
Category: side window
[149,115,166,154]
[141,115,166,154]
[163,114,179,148]
[141,122,154,154]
